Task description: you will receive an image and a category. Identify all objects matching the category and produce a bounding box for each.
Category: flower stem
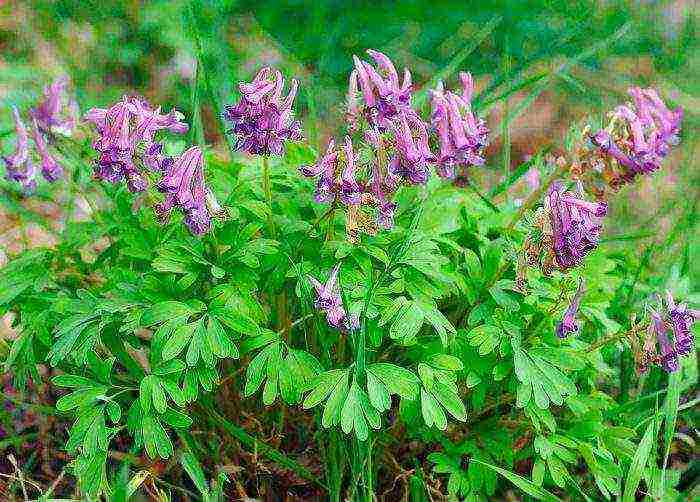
[261,155,276,238]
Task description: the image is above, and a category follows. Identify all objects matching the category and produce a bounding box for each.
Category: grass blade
[623,418,656,502]
[470,459,561,501]
[660,367,683,494]
[413,15,502,108]
[490,22,631,142]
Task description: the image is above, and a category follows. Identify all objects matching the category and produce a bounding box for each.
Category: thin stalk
[261,155,276,237]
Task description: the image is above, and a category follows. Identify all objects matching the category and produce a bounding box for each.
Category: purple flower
[591,87,682,187]
[666,291,697,357]
[650,309,678,373]
[30,119,63,182]
[308,264,358,333]
[547,180,607,271]
[430,72,489,181]
[29,76,78,135]
[156,146,215,235]
[389,113,433,185]
[85,96,186,192]
[350,50,413,129]
[556,278,585,338]
[3,106,37,193]
[223,68,302,156]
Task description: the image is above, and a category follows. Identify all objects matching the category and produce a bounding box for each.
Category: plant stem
[261,155,276,238]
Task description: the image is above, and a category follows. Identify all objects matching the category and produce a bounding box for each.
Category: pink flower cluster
[85,96,188,192]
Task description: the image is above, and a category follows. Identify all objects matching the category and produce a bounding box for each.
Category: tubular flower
[30,119,63,182]
[3,106,37,193]
[349,50,413,129]
[630,293,697,374]
[85,96,187,192]
[30,76,78,135]
[156,146,219,235]
[388,113,433,185]
[556,278,585,338]
[223,67,302,156]
[546,180,607,271]
[308,264,359,333]
[430,72,489,180]
[665,291,697,357]
[590,87,682,188]
[650,309,678,373]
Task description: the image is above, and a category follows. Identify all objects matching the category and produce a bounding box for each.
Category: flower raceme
[308,264,359,334]
[547,180,607,272]
[156,146,221,236]
[430,72,489,180]
[223,67,303,156]
[30,76,79,136]
[349,49,413,130]
[2,77,77,193]
[556,278,585,338]
[591,87,682,188]
[85,96,188,192]
[630,292,697,374]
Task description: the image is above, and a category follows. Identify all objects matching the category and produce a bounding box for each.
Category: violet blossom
[556,278,585,338]
[547,180,607,271]
[223,67,302,156]
[349,50,413,129]
[85,96,187,192]
[308,264,359,333]
[388,113,433,185]
[3,106,37,194]
[591,87,682,187]
[650,309,678,373]
[665,291,697,357]
[156,146,220,236]
[30,76,78,136]
[30,119,63,182]
[430,72,489,180]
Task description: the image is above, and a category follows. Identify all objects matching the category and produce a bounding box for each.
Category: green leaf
[161,323,197,361]
[56,387,107,412]
[213,307,259,336]
[141,302,192,327]
[181,451,209,497]
[366,363,419,400]
[623,420,656,502]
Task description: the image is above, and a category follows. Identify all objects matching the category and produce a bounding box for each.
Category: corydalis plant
[525,180,607,274]
[303,49,488,242]
[430,72,489,180]
[308,263,359,333]
[155,145,221,236]
[629,292,698,374]
[85,96,188,193]
[223,67,302,156]
[2,77,77,193]
[590,87,682,188]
